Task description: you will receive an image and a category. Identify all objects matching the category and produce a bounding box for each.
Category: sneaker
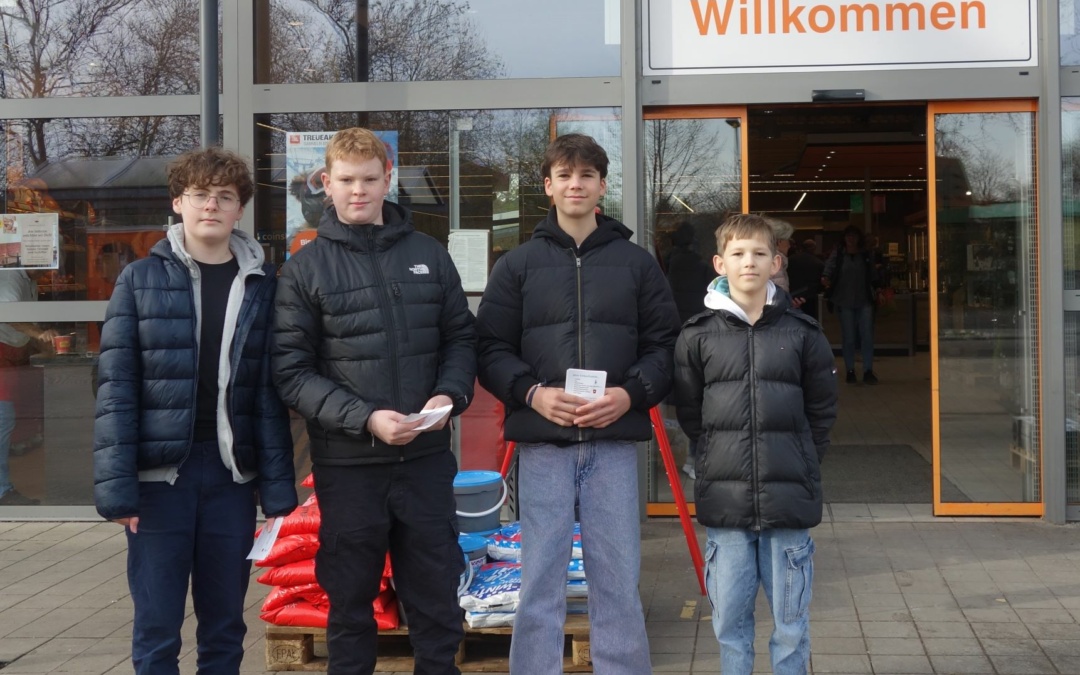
[863,370,879,385]
[846,369,857,384]
[0,489,40,506]
[682,461,697,480]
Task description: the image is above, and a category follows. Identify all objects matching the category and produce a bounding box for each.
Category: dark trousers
[126,440,257,675]
[313,450,464,675]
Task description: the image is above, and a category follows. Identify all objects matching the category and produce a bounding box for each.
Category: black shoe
[846,370,857,384]
[863,370,879,385]
[0,489,40,506]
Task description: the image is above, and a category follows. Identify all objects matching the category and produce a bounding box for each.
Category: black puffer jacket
[272,202,476,465]
[674,283,837,530]
[477,211,680,443]
[94,228,297,521]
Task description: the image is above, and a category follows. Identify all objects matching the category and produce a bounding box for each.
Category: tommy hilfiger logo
[409,264,430,275]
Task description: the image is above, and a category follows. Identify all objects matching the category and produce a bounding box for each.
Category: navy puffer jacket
[476,210,680,443]
[675,282,837,530]
[93,228,297,521]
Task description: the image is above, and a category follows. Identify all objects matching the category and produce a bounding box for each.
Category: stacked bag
[458,522,588,628]
[257,476,399,630]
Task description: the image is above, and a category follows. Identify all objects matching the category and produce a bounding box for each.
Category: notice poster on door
[0,213,59,270]
[284,131,399,258]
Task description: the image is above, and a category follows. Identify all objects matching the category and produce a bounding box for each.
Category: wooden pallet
[266,614,592,672]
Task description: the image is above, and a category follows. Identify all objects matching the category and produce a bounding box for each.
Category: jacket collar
[532,208,632,253]
[317,201,414,253]
[703,276,789,325]
[155,224,266,278]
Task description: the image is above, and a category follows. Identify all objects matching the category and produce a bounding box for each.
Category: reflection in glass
[0,320,97,506]
[0,0,203,97]
[252,107,622,264]
[0,116,199,301]
[1064,1,1080,66]
[644,116,744,507]
[254,0,619,84]
[1061,99,1080,505]
[934,111,1039,503]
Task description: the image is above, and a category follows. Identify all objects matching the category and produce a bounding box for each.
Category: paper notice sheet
[401,404,453,431]
[247,516,284,561]
[564,368,607,402]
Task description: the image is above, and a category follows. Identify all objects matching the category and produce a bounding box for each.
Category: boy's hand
[572,387,631,429]
[113,517,139,534]
[367,410,424,445]
[420,394,454,431]
[531,387,590,427]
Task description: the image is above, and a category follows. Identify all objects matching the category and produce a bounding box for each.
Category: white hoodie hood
[703,275,779,324]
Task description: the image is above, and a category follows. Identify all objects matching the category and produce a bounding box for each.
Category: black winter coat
[674,291,838,530]
[93,234,297,521]
[476,211,680,443]
[272,203,476,465]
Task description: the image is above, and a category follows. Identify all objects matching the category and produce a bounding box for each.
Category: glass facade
[254,0,621,84]
[1062,99,1080,509]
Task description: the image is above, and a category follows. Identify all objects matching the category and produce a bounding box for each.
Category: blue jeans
[838,304,874,373]
[126,440,256,675]
[705,528,815,675]
[510,440,651,675]
[0,401,14,498]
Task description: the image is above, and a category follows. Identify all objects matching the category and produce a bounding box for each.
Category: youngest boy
[674,213,837,675]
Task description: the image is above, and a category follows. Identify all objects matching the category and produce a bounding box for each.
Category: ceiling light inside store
[793,192,807,211]
[289,21,303,26]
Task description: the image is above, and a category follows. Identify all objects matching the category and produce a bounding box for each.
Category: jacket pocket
[782,537,815,623]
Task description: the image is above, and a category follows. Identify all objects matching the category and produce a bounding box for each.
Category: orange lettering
[782,0,806,32]
[960,1,986,29]
[886,2,926,31]
[930,2,954,29]
[809,6,835,32]
[691,0,736,35]
[840,4,880,32]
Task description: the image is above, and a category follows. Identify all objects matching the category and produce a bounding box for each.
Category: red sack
[301,473,315,489]
[255,532,320,568]
[372,588,395,614]
[254,493,319,538]
[374,598,399,630]
[261,583,327,613]
[261,600,328,628]
[257,559,317,587]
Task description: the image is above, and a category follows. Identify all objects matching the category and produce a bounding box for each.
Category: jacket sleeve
[476,255,540,408]
[92,266,142,521]
[673,327,705,442]
[802,327,838,462]
[621,254,681,409]
[433,250,477,416]
[271,259,375,439]
[255,272,298,518]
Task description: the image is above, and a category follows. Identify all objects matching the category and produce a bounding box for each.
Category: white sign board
[644,0,1037,74]
[0,213,59,270]
[448,230,490,293]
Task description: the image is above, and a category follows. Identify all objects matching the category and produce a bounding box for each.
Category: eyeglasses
[183,191,241,212]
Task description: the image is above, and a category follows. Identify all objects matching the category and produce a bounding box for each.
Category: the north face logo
[409,264,430,275]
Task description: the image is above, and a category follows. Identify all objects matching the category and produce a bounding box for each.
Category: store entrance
[646,101,1043,517]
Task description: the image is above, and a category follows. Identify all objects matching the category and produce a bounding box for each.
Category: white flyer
[401,404,454,430]
[247,516,284,561]
[564,368,607,402]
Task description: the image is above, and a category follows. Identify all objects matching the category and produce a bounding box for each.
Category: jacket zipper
[367,230,405,459]
[227,273,264,473]
[182,266,199,470]
[748,325,761,531]
[574,251,584,443]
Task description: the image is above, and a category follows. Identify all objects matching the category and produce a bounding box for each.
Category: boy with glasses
[94,147,297,674]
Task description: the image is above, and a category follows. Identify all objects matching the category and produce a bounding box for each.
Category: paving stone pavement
[2,510,1080,674]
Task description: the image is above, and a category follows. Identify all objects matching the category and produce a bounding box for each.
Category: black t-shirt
[194,257,240,442]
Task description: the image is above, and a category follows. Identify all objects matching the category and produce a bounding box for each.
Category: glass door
[928,101,1043,516]
[642,106,748,516]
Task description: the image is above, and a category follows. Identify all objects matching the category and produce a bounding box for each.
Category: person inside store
[0,268,57,506]
[476,133,680,674]
[664,220,713,479]
[787,238,825,320]
[766,217,795,296]
[93,147,298,674]
[822,225,882,385]
[674,213,837,675]
[272,127,476,675]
